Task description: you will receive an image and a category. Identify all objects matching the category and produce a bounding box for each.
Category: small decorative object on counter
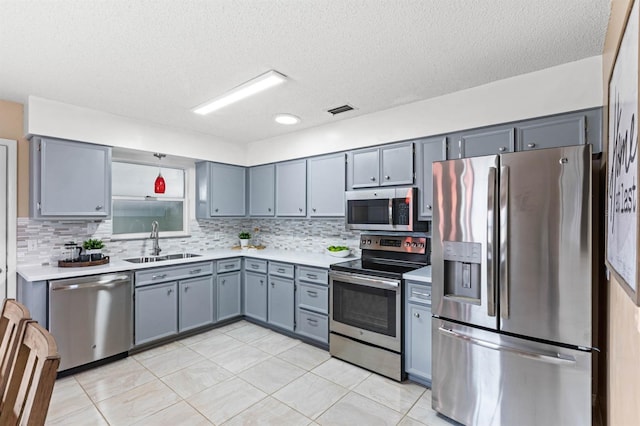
[326,245,351,257]
[239,231,251,249]
[83,238,105,261]
[62,241,82,262]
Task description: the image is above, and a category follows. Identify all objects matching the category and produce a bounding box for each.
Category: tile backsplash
[16,217,360,266]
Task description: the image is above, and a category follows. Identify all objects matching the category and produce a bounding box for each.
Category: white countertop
[17,249,359,282]
[403,265,432,284]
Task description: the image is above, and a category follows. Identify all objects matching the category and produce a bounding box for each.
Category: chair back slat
[0,322,60,426]
[0,300,31,397]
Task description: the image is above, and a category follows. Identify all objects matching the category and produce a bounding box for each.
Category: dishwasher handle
[51,274,131,292]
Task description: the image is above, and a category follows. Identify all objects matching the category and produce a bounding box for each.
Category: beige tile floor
[46,321,457,426]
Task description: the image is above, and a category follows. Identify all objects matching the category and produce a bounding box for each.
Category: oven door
[329,270,401,352]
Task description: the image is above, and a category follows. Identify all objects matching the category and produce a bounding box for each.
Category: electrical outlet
[27,240,37,251]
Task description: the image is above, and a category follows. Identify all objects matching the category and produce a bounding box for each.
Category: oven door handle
[329,271,400,290]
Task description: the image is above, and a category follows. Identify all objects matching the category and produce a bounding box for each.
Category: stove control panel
[360,234,428,254]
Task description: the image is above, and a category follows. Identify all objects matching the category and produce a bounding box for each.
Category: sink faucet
[150,221,161,256]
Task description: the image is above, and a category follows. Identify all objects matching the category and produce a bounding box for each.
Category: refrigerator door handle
[487,166,497,317]
[499,165,510,319]
[438,326,577,366]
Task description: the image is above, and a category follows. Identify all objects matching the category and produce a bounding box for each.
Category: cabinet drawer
[296,309,328,343]
[407,281,431,306]
[296,266,328,285]
[245,258,267,274]
[135,261,214,287]
[298,281,328,314]
[217,258,242,273]
[269,261,294,279]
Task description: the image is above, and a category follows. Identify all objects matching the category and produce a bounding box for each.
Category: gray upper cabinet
[349,142,414,188]
[455,126,515,158]
[380,143,414,186]
[307,153,345,217]
[415,137,447,220]
[276,160,307,216]
[30,137,111,219]
[195,162,246,218]
[249,164,275,216]
[516,113,588,151]
[351,148,380,188]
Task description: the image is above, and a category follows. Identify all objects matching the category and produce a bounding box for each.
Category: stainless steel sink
[124,253,201,263]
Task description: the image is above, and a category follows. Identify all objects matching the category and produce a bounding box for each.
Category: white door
[0,138,17,299]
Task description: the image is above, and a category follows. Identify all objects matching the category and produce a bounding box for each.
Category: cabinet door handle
[184,286,189,292]
[271,282,275,288]
[306,274,317,280]
[268,207,272,212]
[298,208,303,212]
[527,143,536,148]
[370,176,376,181]
[167,288,173,295]
[152,274,167,280]
[426,204,432,210]
[306,290,318,297]
[221,279,226,285]
[498,147,506,152]
[95,205,103,211]
[385,175,390,180]
[189,269,202,275]
[259,280,264,285]
[312,208,316,212]
[414,312,420,318]
[214,208,219,212]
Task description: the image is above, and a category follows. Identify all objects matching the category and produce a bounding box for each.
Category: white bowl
[326,248,350,258]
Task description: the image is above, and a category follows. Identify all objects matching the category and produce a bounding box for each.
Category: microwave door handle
[388,199,393,226]
[486,166,496,317]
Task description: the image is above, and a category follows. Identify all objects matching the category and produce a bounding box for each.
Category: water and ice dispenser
[442,241,482,303]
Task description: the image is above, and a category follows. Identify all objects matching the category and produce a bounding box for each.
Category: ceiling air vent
[327,104,355,115]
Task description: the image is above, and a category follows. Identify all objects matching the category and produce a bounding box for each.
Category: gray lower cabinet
[276,160,307,216]
[268,275,295,331]
[217,271,242,321]
[135,281,178,346]
[404,281,432,385]
[307,153,345,217]
[415,137,447,220]
[249,164,275,216]
[295,265,329,344]
[195,161,246,217]
[178,275,214,332]
[244,271,268,322]
[30,136,111,219]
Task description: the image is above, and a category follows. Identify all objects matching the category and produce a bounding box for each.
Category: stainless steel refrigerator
[431,144,595,426]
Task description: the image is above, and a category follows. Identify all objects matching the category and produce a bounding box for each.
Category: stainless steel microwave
[345,187,427,231]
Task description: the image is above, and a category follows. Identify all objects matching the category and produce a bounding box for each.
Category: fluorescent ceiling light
[193,70,287,115]
[275,114,300,125]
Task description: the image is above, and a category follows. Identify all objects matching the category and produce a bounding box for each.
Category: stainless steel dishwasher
[49,272,133,371]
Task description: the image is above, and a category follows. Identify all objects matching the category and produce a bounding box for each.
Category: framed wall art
[607,0,640,305]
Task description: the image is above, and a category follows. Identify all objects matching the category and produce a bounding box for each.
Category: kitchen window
[112,161,188,239]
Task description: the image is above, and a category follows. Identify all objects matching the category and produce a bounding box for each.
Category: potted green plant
[238,231,251,248]
[83,238,105,261]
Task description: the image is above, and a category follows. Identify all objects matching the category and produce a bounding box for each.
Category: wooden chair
[0,300,31,397]
[0,321,60,426]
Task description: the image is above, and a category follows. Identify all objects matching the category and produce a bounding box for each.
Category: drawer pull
[225,264,234,269]
[251,264,260,269]
[189,269,202,275]
[306,290,318,297]
[307,318,318,326]
[152,274,167,280]
[277,268,285,273]
[306,274,318,280]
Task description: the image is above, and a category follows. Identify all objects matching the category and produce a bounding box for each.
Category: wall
[247,56,603,165]
[0,99,28,217]
[603,1,640,425]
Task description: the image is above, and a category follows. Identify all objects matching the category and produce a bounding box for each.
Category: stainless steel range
[329,233,429,381]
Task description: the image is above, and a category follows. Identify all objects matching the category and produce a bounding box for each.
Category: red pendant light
[153,153,166,194]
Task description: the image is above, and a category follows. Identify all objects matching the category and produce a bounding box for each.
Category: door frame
[0,138,17,299]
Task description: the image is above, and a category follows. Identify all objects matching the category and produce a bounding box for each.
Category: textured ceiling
[0,1,610,144]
